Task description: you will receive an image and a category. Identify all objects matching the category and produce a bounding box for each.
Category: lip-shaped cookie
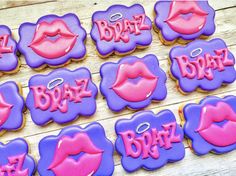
[0,81,24,134]
[91,4,152,57]
[169,38,236,93]
[18,13,86,69]
[0,138,35,175]
[26,68,98,126]
[0,25,19,74]
[181,95,236,155]
[115,110,185,172]
[100,54,167,111]
[38,123,114,176]
[154,0,215,44]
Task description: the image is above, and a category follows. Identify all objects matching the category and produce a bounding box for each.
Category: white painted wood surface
[0,0,236,175]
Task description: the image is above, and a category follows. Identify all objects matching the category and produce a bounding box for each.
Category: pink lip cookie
[169,38,236,94]
[18,13,86,69]
[0,81,24,134]
[26,68,98,126]
[100,54,167,111]
[154,0,215,45]
[91,4,152,58]
[0,138,35,175]
[38,123,114,176]
[181,96,236,155]
[0,25,19,75]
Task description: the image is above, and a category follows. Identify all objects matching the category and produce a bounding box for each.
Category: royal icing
[169,39,236,93]
[154,0,215,42]
[115,110,185,172]
[0,138,35,175]
[183,96,236,155]
[0,25,18,73]
[91,4,152,56]
[0,82,24,133]
[38,123,114,176]
[100,54,167,111]
[18,13,86,69]
[26,68,98,126]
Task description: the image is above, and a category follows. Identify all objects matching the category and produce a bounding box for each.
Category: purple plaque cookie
[0,25,19,74]
[91,4,152,57]
[0,138,35,175]
[38,123,114,176]
[181,96,236,155]
[18,13,86,69]
[154,0,215,44]
[100,54,167,111]
[115,110,185,172]
[0,81,24,133]
[26,68,98,126]
[169,38,236,93]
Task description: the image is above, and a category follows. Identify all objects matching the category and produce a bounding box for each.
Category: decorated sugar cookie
[91,4,152,57]
[18,13,86,69]
[0,81,24,134]
[181,96,236,155]
[38,123,114,176]
[26,68,98,126]
[169,39,236,93]
[100,54,167,111]
[0,138,35,175]
[0,25,19,75]
[154,0,215,44]
[115,110,185,172]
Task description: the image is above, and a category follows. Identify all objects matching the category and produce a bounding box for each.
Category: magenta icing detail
[100,54,167,111]
[115,110,185,172]
[18,13,86,69]
[38,123,114,176]
[154,0,215,42]
[91,4,152,56]
[26,68,98,126]
[183,96,236,155]
[0,25,18,72]
[169,39,236,93]
[0,138,35,175]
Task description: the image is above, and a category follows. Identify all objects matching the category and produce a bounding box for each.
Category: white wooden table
[0,0,236,175]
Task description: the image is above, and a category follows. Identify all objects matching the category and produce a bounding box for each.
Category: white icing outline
[47,78,64,90]
[136,122,150,134]
[109,12,123,22]
[190,48,202,58]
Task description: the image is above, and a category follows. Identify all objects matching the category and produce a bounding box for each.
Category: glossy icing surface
[169,38,236,93]
[18,13,86,68]
[183,96,236,155]
[0,25,18,72]
[38,123,114,176]
[0,138,35,176]
[154,0,215,42]
[100,54,167,111]
[91,4,152,56]
[0,81,24,132]
[26,68,98,126]
[115,110,185,172]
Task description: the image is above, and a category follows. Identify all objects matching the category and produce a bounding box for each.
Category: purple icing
[154,0,215,42]
[100,54,167,111]
[90,4,152,56]
[18,13,86,69]
[0,138,35,175]
[0,25,18,72]
[26,68,98,126]
[115,110,185,172]
[183,96,236,155]
[38,123,114,176]
[169,38,236,93]
[0,81,24,132]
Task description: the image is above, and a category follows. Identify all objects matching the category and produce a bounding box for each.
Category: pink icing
[119,122,181,159]
[0,34,13,58]
[30,79,92,113]
[175,48,233,80]
[95,14,150,43]
[0,93,13,126]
